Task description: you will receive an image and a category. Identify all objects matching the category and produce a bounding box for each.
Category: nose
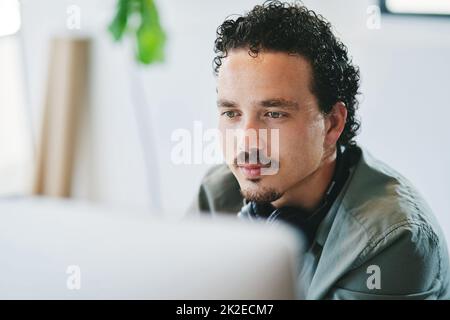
[222,114,263,166]
[239,115,262,153]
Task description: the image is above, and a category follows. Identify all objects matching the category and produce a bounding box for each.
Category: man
[192,1,450,299]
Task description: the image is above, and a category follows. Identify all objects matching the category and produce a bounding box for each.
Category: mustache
[233,149,276,167]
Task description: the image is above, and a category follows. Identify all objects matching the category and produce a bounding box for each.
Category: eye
[265,111,286,119]
[222,110,239,118]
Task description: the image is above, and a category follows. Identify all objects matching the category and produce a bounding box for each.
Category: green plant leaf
[108,0,166,65]
[108,0,129,41]
[136,0,166,64]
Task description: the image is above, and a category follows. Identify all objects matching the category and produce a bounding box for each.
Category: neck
[271,147,337,213]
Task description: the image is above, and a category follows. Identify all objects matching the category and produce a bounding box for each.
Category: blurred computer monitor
[0,197,302,299]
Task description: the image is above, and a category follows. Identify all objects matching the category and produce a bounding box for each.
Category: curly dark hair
[213,0,361,147]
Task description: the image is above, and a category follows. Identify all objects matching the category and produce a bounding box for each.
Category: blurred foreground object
[0,198,301,299]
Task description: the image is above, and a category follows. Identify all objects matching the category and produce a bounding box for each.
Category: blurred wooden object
[33,37,90,197]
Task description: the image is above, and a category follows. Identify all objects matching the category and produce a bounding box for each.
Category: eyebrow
[217,98,299,110]
[260,98,299,110]
[217,99,237,108]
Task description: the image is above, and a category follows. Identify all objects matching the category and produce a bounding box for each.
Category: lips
[238,164,269,179]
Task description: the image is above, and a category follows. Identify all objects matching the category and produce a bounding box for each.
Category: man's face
[217,48,330,203]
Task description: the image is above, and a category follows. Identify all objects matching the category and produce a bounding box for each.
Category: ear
[324,101,347,146]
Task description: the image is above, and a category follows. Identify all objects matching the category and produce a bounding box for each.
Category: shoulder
[332,146,450,297]
[342,147,444,261]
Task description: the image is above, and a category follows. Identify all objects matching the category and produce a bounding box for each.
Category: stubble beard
[240,181,283,203]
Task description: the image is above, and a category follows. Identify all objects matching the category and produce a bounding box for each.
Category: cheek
[278,124,307,153]
[277,121,325,164]
[302,115,327,146]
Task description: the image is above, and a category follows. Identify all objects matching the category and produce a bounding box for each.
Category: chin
[239,179,283,203]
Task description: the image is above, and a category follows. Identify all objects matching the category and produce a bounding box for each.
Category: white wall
[20,0,450,241]
[0,36,32,194]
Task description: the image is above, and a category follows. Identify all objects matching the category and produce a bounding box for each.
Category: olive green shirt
[191,145,450,299]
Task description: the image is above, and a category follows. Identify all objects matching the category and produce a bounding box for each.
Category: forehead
[217,48,314,100]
